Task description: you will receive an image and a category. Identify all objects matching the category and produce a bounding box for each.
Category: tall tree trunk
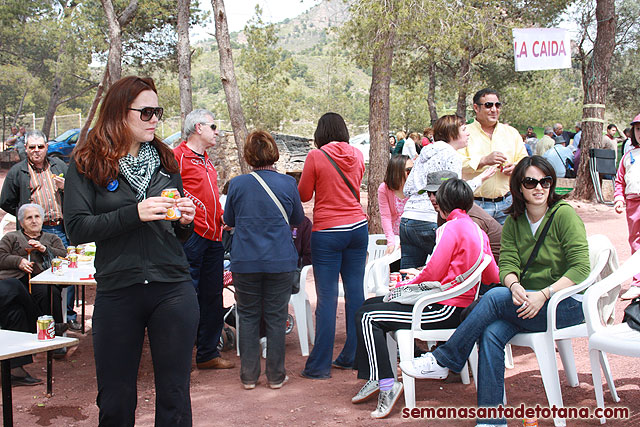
[13,87,28,126]
[78,68,109,146]
[573,0,617,201]
[427,61,438,125]
[42,76,62,139]
[101,0,138,86]
[367,28,396,234]
[212,0,249,174]
[177,0,193,134]
[456,56,471,120]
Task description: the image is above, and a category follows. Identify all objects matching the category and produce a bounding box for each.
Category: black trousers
[17,275,63,324]
[354,296,464,380]
[0,278,39,368]
[233,272,293,385]
[92,281,198,427]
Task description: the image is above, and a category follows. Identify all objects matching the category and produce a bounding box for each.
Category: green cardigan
[499,200,590,291]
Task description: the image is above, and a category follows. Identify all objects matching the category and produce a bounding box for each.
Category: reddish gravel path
[1,169,638,426]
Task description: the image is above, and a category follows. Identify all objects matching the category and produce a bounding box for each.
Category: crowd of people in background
[1,77,640,427]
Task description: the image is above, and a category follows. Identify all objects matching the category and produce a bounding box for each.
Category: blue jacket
[224,170,304,273]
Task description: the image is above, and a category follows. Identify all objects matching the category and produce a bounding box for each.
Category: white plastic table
[30,263,96,334]
[0,329,79,426]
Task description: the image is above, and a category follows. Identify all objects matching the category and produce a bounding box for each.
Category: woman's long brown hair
[73,76,178,186]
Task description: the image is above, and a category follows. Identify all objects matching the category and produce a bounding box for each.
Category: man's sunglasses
[201,122,217,131]
[522,176,553,189]
[476,102,502,109]
[129,107,164,121]
[27,144,46,150]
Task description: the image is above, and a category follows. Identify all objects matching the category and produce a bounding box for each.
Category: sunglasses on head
[477,102,502,109]
[522,176,553,189]
[129,107,164,121]
[27,144,46,150]
[201,122,217,131]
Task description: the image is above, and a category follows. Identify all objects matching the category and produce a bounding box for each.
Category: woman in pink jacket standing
[614,112,640,299]
[378,155,412,256]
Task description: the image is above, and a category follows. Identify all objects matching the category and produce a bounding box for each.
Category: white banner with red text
[513,28,571,72]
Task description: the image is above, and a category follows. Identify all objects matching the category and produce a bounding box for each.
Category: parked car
[349,132,370,163]
[163,131,182,148]
[47,128,80,162]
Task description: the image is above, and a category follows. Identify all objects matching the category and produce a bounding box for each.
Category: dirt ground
[2,170,640,426]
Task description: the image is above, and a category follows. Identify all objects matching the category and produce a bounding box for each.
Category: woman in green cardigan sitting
[400,155,590,427]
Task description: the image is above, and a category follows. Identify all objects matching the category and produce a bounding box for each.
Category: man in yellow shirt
[459,88,528,225]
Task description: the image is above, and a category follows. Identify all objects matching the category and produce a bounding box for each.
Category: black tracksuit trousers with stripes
[354,296,465,380]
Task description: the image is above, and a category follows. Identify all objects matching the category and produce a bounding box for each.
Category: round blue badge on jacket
[106,179,119,191]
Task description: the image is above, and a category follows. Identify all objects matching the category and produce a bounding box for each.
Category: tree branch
[118,0,138,27]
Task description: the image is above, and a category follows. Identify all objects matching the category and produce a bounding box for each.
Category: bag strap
[521,205,560,279]
[250,172,289,226]
[318,148,360,202]
[452,224,485,284]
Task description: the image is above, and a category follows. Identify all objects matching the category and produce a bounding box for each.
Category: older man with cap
[459,88,528,225]
[174,109,234,370]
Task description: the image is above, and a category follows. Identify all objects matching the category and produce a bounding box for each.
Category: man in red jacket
[174,109,234,370]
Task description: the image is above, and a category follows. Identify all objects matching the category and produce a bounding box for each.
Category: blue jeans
[233,271,293,385]
[182,233,225,364]
[42,223,76,321]
[302,224,368,378]
[398,218,437,269]
[432,287,584,425]
[473,194,512,226]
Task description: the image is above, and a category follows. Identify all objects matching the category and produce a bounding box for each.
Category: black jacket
[63,159,193,292]
[0,156,68,217]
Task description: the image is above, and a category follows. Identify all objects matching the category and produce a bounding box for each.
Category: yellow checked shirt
[459,120,528,199]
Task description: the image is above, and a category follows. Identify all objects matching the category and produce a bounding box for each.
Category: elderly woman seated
[0,203,68,332]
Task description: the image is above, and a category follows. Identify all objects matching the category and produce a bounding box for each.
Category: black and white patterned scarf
[118,142,161,201]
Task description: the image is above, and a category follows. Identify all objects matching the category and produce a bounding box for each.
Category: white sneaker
[260,337,267,359]
[621,286,640,300]
[400,352,449,379]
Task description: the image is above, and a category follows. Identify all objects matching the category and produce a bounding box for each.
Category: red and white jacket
[174,141,223,241]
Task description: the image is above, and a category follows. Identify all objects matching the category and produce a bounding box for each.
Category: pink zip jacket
[402,208,499,307]
[614,148,640,202]
[378,182,402,247]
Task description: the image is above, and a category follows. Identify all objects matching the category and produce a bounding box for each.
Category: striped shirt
[28,161,63,223]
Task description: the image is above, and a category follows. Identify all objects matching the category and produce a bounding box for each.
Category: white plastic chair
[500,234,617,427]
[0,213,16,238]
[363,249,401,297]
[289,264,315,356]
[584,249,640,424]
[392,254,492,408]
[337,233,388,298]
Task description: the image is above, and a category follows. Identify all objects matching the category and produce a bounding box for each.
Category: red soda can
[68,253,78,268]
[390,272,401,286]
[37,315,55,340]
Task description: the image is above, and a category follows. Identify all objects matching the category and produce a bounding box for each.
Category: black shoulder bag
[318,148,359,202]
[623,298,640,331]
[460,206,560,321]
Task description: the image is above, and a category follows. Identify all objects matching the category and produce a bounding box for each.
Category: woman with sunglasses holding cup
[64,76,198,426]
[401,156,590,427]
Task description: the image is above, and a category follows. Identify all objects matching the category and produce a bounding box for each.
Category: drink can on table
[161,188,182,220]
[67,246,76,256]
[37,315,55,340]
[69,253,78,268]
[51,258,62,273]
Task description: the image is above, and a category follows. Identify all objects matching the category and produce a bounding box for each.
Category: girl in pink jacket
[378,155,412,255]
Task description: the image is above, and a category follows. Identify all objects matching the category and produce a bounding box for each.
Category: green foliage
[238,6,294,130]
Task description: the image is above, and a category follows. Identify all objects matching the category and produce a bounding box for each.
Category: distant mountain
[234,0,351,53]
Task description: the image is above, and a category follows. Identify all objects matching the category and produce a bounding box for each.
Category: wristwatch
[548,285,555,297]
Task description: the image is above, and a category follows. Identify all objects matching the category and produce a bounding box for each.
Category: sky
[192,0,318,40]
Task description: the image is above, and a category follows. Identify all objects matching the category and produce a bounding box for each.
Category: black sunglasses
[129,107,164,121]
[201,122,217,131]
[476,102,502,109]
[522,176,553,189]
[27,144,46,150]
